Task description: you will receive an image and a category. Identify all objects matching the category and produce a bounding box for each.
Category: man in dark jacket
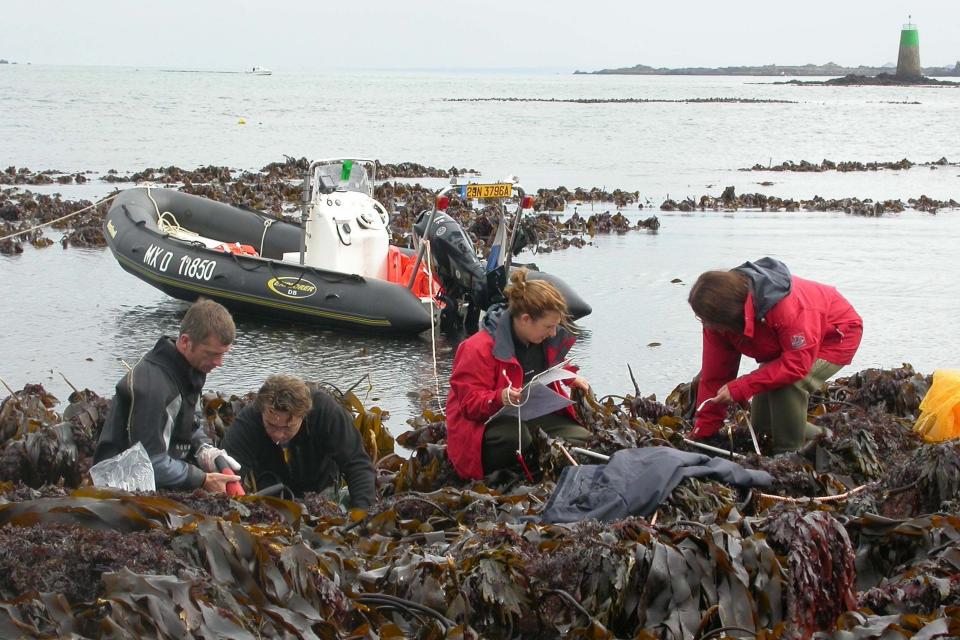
[223,374,376,509]
[94,299,241,494]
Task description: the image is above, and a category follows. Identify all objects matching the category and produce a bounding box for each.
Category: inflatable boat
[103,159,590,334]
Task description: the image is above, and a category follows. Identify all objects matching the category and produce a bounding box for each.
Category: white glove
[196,444,241,473]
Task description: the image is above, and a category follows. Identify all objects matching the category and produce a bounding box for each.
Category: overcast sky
[4,1,958,71]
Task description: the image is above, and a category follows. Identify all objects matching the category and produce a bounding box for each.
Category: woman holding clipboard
[446,269,591,480]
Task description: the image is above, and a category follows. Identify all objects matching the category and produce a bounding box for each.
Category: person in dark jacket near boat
[94,299,241,494]
[446,269,591,481]
[688,257,863,454]
[223,374,376,508]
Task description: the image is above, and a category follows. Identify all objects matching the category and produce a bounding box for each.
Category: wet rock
[0,203,20,221]
[447,96,798,104]
[780,72,960,87]
[638,215,660,230]
[673,190,946,215]
[741,157,956,172]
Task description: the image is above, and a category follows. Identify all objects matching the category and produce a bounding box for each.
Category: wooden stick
[554,441,580,466]
[0,376,16,396]
[682,437,747,460]
[627,363,641,396]
[759,484,871,504]
[736,408,762,456]
[569,446,611,462]
[58,371,79,393]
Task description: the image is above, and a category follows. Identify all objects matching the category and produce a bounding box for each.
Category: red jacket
[446,305,579,480]
[693,259,863,438]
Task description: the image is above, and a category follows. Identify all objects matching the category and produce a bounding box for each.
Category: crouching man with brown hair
[94,298,241,494]
[223,375,376,509]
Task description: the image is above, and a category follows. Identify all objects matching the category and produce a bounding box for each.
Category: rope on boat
[149,186,207,245]
[157,210,198,239]
[0,193,118,242]
[145,184,162,220]
[149,185,188,238]
[258,218,274,256]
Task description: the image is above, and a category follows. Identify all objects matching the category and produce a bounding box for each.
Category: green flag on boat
[341,160,354,182]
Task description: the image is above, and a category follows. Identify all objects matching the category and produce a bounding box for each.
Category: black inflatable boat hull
[104,187,590,334]
[104,188,435,333]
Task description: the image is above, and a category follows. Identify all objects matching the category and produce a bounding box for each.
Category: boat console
[287,159,391,279]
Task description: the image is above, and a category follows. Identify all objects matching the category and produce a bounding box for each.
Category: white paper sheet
[486,360,576,423]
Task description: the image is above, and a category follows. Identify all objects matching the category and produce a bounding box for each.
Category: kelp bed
[2,365,960,638]
[1,158,658,256]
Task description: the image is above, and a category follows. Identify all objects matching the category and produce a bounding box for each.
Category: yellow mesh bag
[914,369,960,442]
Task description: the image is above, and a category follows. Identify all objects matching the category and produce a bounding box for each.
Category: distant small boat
[248,66,272,75]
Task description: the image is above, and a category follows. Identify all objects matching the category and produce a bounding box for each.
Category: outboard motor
[414,211,496,333]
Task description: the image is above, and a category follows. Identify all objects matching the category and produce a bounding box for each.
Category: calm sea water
[2,65,959,431]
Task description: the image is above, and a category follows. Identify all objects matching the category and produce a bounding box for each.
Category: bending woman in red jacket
[689,257,863,454]
[446,269,591,480]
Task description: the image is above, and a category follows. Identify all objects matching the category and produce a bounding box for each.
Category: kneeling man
[94,299,241,494]
[223,375,376,508]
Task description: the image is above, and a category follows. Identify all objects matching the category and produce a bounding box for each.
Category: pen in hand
[501,369,522,405]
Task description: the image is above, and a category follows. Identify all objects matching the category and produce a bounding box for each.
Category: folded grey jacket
[541,446,774,524]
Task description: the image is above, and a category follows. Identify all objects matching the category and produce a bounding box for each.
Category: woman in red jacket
[446,269,591,480]
[689,257,863,454]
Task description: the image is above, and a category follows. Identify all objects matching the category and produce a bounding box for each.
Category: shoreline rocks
[741,157,957,172]
[661,189,959,215]
[3,156,957,257]
[446,96,797,104]
[1,159,480,187]
[580,62,960,77]
[778,72,960,87]
[0,159,659,256]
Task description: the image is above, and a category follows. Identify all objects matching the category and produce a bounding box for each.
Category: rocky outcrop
[661,192,960,215]
[781,73,960,86]
[740,157,958,172]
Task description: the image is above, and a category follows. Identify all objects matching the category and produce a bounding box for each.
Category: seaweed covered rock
[761,507,857,636]
[1,364,958,638]
[0,524,180,603]
[0,386,105,489]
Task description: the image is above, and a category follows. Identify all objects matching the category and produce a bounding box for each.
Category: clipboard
[486,359,577,423]
[528,359,578,387]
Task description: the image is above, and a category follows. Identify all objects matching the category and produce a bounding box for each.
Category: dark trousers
[482,412,590,475]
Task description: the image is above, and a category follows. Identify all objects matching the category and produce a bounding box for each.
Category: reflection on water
[2,210,959,439]
[0,244,458,434]
[109,297,461,429]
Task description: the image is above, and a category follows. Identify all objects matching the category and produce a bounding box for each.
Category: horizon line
[3,60,958,73]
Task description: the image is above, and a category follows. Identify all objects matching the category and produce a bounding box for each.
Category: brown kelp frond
[760,507,857,636]
[1,364,958,638]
